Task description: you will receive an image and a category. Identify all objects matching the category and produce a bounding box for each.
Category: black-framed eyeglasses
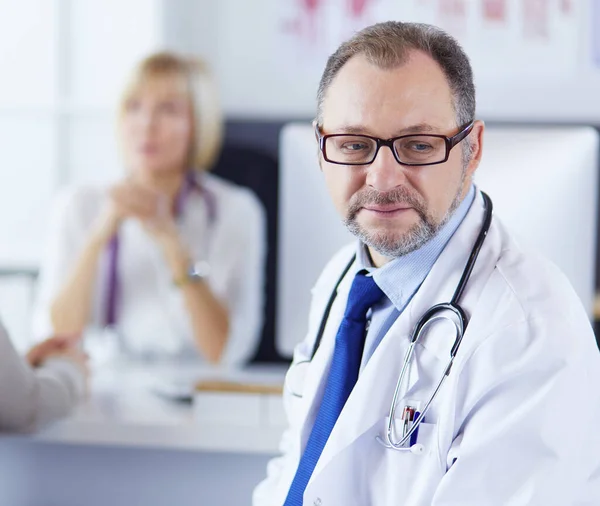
[315,121,474,166]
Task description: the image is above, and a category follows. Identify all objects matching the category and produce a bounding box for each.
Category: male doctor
[254,21,600,506]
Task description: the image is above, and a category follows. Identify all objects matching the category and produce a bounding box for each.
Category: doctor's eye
[327,136,376,161]
[405,141,434,153]
[339,140,371,152]
[394,135,446,163]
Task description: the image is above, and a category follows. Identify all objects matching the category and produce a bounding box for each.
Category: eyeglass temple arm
[448,121,475,148]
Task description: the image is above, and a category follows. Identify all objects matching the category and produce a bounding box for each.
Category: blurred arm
[44,190,119,335]
[0,324,85,432]
[216,192,267,366]
[163,191,266,365]
[33,188,111,338]
[49,233,108,334]
[163,241,230,364]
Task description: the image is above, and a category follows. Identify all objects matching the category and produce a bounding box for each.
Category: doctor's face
[318,51,483,264]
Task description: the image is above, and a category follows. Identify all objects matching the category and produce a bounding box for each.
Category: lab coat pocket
[381,415,438,457]
[367,416,442,505]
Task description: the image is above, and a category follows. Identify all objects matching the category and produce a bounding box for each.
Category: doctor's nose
[365,145,408,192]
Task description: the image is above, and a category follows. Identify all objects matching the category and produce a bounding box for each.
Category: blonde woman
[32,53,266,365]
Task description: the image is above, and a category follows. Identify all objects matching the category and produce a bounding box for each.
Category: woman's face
[121,74,194,177]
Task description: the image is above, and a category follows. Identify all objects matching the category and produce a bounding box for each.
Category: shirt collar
[356,184,476,311]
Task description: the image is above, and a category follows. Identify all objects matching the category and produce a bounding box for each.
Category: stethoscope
[288,192,493,454]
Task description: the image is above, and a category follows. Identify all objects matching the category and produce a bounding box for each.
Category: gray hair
[316,21,476,131]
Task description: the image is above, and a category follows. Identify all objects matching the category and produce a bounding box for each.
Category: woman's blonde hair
[119,52,224,171]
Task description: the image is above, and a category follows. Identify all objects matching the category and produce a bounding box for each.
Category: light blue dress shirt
[357,185,476,370]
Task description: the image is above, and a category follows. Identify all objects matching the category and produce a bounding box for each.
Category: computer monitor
[276,123,598,356]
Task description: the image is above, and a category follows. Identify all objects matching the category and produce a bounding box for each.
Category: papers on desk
[193,366,287,429]
[143,363,288,428]
[196,380,283,395]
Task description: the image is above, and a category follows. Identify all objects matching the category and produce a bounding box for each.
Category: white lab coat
[254,192,600,506]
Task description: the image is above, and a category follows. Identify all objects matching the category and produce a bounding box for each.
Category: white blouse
[32,173,267,366]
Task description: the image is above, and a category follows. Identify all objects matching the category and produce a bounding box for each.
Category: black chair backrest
[211,144,288,363]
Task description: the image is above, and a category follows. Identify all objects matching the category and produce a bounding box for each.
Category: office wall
[0,0,164,262]
[164,0,600,122]
[0,0,166,346]
[161,0,325,119]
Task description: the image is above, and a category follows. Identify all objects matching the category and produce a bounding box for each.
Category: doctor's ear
[465,120,485,176]
[312,120,320,142]
[313,120,325,169]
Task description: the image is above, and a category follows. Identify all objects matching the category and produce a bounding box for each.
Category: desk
[0,360,288,506]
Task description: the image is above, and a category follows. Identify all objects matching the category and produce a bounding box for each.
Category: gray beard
[343,181,466,259]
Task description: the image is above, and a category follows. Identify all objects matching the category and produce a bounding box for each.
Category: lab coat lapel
[297,256,357,448]
[307,192,490,485]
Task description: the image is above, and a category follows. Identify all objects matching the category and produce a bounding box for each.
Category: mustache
[346,187,427,220]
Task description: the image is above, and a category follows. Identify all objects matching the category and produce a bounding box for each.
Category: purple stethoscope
[104,172,216,327]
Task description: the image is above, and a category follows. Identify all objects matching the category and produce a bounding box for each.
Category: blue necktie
[284,271,384,506]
